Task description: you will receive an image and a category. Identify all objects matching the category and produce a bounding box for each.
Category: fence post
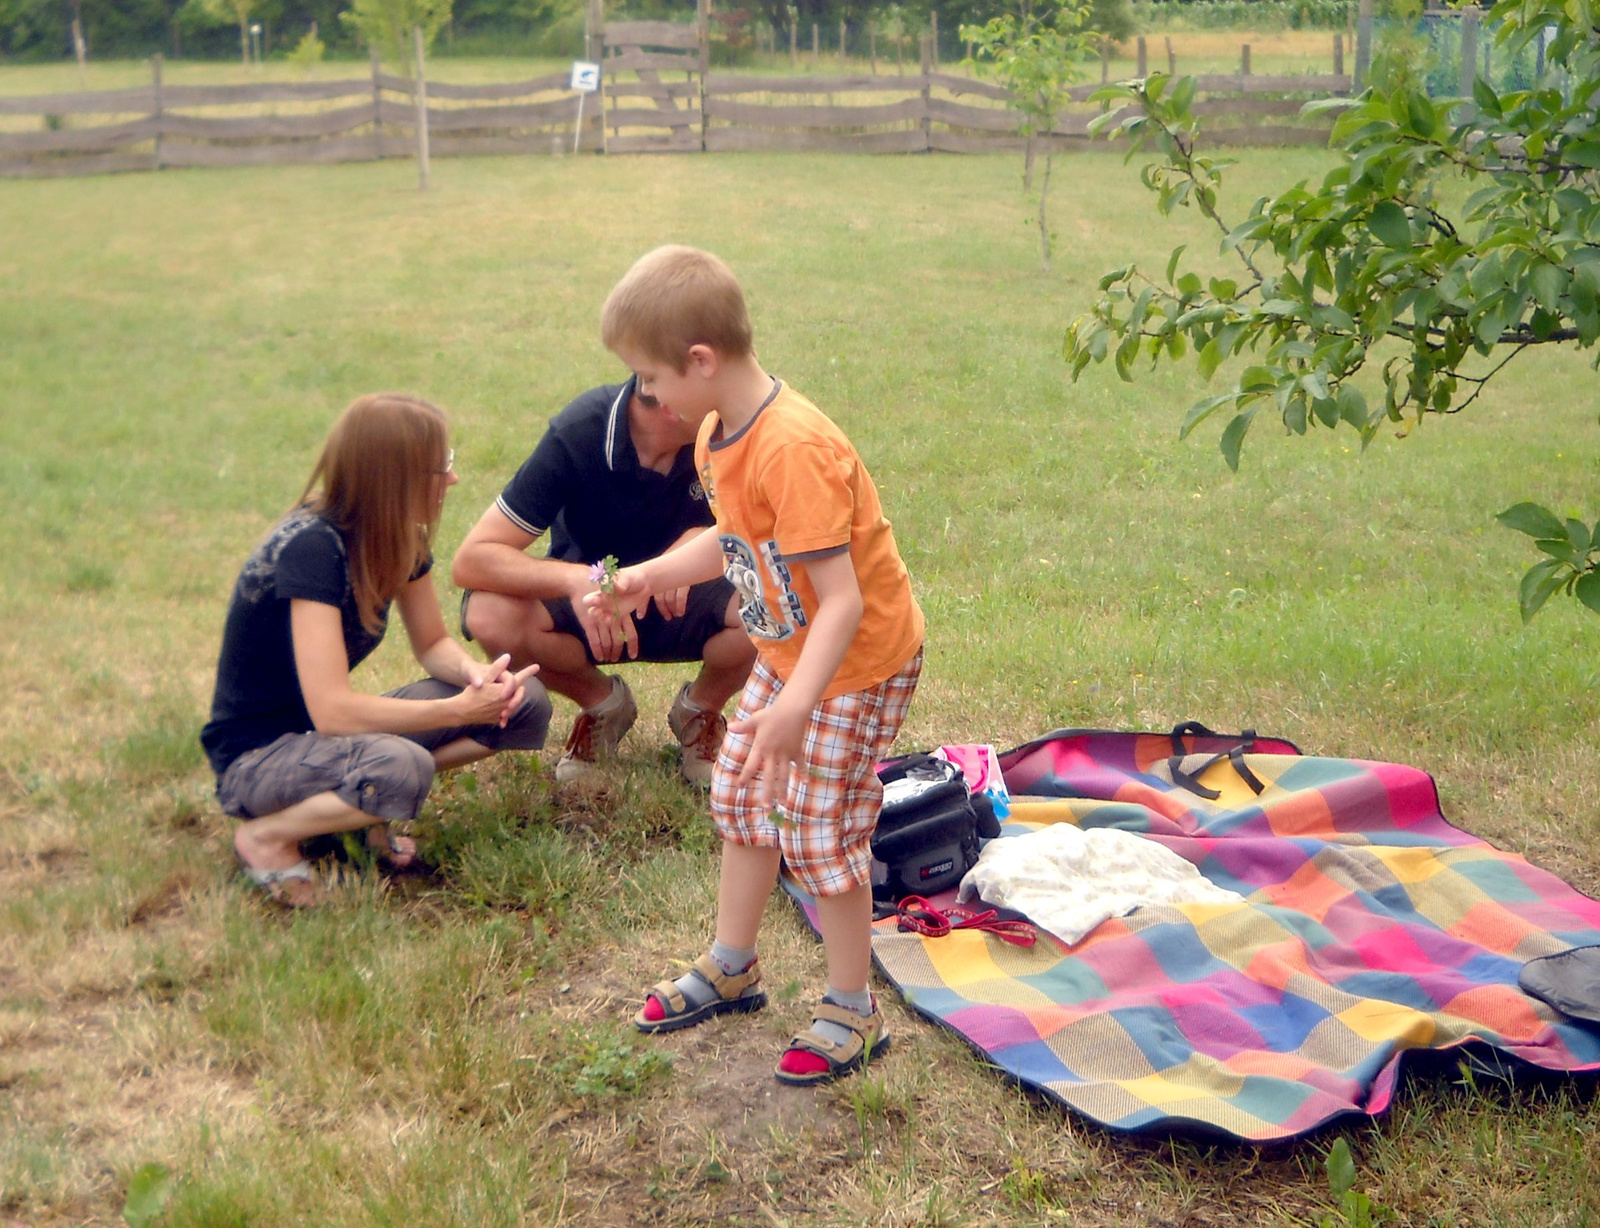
[896,25,904,74]
[1459,9,1479,109]
[1100,38,1110,83]
[839,19,846,66]
[1241,43,1251,76]
[1354,0,1373,90]
[585,0,603,62]
[919,33,932,152]
[870,27,877,74]
[1165,35,1175,75]
[930,10,938,67]
[1333,32,1344,78]
[697,0,709,151]
[597,0,609,155]
[812,22,818,66]
[1136,35,1147,77]
[789,11,797,67]
[411,24,430,190]
[370,46,384,159]
[150,53,164,170]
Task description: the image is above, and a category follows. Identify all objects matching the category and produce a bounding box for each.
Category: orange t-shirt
[695,381,924,699]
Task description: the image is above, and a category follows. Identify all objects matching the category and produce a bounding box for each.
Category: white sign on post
[569,61,602,154]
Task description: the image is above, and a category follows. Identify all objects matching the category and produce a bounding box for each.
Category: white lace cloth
[956,823,1246,946]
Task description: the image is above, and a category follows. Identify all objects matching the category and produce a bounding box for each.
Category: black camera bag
[871,754,1000,902]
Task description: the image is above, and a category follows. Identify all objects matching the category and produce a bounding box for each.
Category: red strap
[896,896,1036,947]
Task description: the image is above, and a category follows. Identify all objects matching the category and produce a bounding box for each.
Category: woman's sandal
[237,857,323,909]
[634,954,767,1034]
[774,1000,892,1085]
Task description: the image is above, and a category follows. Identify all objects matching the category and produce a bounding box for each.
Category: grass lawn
[1,121,1597,1226]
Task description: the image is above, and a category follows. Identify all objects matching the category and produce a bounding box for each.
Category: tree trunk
[1038,150,1053,271]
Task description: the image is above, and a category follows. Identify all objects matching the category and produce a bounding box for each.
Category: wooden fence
[0,57,601,179]
[0,25,1350,178]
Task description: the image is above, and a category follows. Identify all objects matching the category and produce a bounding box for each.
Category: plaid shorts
[711,648,923,897]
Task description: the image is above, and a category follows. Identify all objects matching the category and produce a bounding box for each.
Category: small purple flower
[588,554,620,594]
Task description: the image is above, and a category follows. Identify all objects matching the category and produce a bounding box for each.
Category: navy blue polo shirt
[495,380,714,566]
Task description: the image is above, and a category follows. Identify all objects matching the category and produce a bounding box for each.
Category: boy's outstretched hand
[729,697,808,809]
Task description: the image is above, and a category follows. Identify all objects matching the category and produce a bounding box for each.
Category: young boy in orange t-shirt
[590,245,925,1084]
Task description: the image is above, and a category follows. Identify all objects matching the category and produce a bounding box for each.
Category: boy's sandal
[634,954,767,1034]
[774,1002,892,1086]
[239,858,323,909]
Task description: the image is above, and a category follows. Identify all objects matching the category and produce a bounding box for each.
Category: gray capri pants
[215,678,551,822]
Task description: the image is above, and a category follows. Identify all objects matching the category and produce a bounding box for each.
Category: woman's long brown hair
[298,393,449,635]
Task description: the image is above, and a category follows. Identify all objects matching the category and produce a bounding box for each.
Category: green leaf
[1219,409,1255,471]
[1368,201,1411,249]
[1406,91,1437,138]
[1098,265,1132,291]
[1495,502,1566,541]
[1338,384,1368,428]
[1562,141,1600,170]
[1326,1139,1356,1201]
[1575,570,1600,614]
[1534,536,1584,567]
[1166,244,1188,285]
[123,1163,174,1228]
[1471,75,1502,119]
[1171,76,1196,115]
[1529,264,1566,313]
[1197,337,1224,381]
[1518,558,1565,623]
[1239,365,1276,393]
[1180,391,1237,438]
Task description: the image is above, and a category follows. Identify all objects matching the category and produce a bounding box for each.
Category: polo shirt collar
[603,377,637,472]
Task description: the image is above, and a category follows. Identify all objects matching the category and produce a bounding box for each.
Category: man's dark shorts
[462,577,736,665]
[214,678,551,822]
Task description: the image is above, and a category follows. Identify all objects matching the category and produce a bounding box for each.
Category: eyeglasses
[432,448,455,476]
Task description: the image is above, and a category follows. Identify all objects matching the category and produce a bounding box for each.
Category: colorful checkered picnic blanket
[862,727,1600,1141]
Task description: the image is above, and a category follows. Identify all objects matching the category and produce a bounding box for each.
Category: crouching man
[452,379,754,786]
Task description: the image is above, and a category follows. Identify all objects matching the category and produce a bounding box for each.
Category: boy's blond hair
[601,245,754,370]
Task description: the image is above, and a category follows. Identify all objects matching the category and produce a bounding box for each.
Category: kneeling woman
[201,393,550,906]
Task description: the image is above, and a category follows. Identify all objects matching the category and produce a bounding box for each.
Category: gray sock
[813,987,875,1049]
[669,941,756,1011]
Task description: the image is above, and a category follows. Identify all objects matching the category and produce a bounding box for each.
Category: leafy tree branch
[1064,0,1600,618]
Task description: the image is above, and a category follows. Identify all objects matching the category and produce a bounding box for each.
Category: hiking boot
[668,682,727,789]
[554,676,637,783]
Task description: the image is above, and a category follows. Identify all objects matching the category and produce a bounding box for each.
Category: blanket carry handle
[1166,721,1266,800]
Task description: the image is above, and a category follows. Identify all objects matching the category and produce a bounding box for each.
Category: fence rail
[0,38,1350,178]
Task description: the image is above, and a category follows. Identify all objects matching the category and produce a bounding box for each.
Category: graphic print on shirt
[720,534,805,641]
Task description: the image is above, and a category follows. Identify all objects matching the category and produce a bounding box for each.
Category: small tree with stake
[341,0,452,75]
[1064,0,1600,620]
[342,0,453,189]
[196,0,259,64]
[962,0,1094,272]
